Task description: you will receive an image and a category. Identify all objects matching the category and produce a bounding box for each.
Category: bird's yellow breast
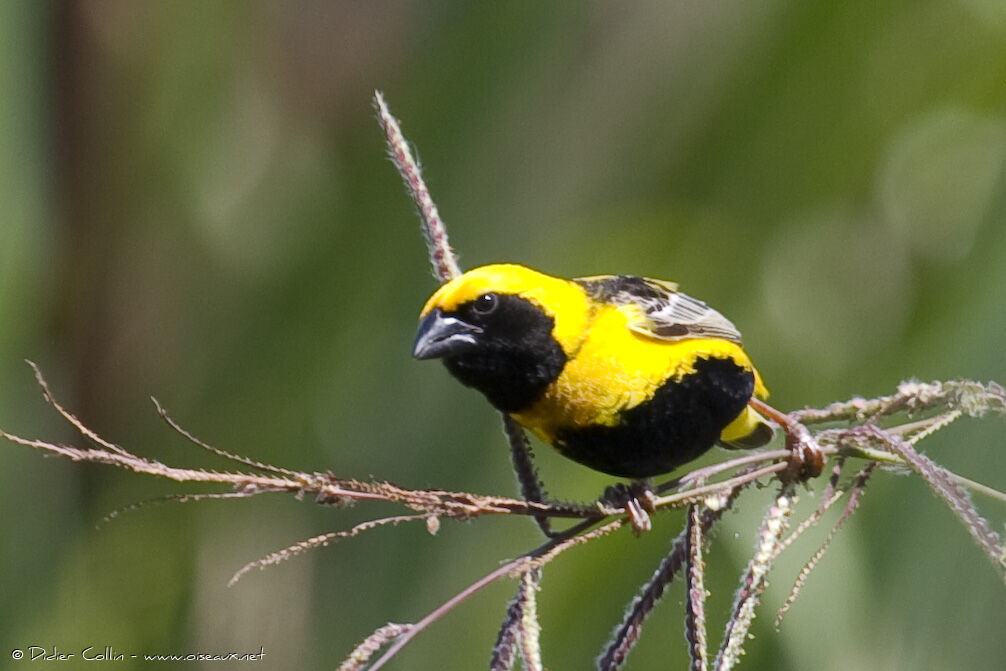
[512,302,766,443]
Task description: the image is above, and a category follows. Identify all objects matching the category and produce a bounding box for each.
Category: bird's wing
[575,275,743,344]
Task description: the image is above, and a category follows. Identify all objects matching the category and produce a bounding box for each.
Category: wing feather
[575,275,743,344]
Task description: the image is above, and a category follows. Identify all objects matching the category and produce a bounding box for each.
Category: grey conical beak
[413,309,483,360]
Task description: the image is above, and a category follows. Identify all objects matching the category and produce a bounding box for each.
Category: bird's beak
[413,309,483,360]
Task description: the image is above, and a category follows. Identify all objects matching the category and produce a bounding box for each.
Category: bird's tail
[718,405,775,450]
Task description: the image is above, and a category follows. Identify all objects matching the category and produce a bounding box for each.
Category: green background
[1,2,1004,670]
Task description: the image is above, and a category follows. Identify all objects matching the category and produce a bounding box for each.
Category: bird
[412,263,774,480]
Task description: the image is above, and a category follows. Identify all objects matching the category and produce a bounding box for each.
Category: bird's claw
[749,398,825,483]
[601,481,656,534]
[781,422,825,482]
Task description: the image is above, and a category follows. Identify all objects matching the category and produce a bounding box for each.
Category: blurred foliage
[1,2,1004,670]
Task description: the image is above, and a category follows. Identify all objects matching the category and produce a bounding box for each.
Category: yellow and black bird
[412,264,773,479]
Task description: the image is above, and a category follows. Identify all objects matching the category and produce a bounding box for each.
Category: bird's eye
[472,293,499,316]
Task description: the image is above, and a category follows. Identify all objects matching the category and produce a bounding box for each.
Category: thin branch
[862,425,1005,578]
[98,490,278,527]
[490,586,523,671]
[597,479,748,671]
[365,555,531,671]
[3,403,610,527]
[228,514,433,587]
[502,412,553,537]
[791,379,1006,426]
[685,504,709,671]
[366,518,622,671]
[818,428,1006,503]
[773,457,847,557]
[949,473,1006,505]
[26,359,131,457]
[0,419,609,520]
[521,519,626,574]
[489,571,545,671]
[901,409,963,444]
[775,463,875,627]
[715,488,796,671]
[11,364,824,533]
[373,90,460,283]
[650,463,789,510]
[657,450,792,493]
[336,623,412,671]
[518,569,544,671]
[152,397,300,478]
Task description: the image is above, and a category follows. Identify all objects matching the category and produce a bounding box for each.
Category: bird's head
[413,264,587,412]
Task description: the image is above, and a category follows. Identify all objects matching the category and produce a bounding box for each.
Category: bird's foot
[748,399,825,482]
[601,481,657,534]
[781,419,825,482]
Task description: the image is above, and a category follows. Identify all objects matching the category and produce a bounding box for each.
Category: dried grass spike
[151,397,298,477]
[870,426,1005,577]
[373,91,460,283]
[715,489,795,671]
[685,504,709,671]
[26,359,131,457]
[598,478,749,671]
[503,413,553,537]
[337,623,412,671]
[490,587,523,671]
[98,490,268,528]
[518,569,544,671]
[228,514,431,587]
[775,464,874,627]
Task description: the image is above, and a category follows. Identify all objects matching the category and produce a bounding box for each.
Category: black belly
[552,356,755,478]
